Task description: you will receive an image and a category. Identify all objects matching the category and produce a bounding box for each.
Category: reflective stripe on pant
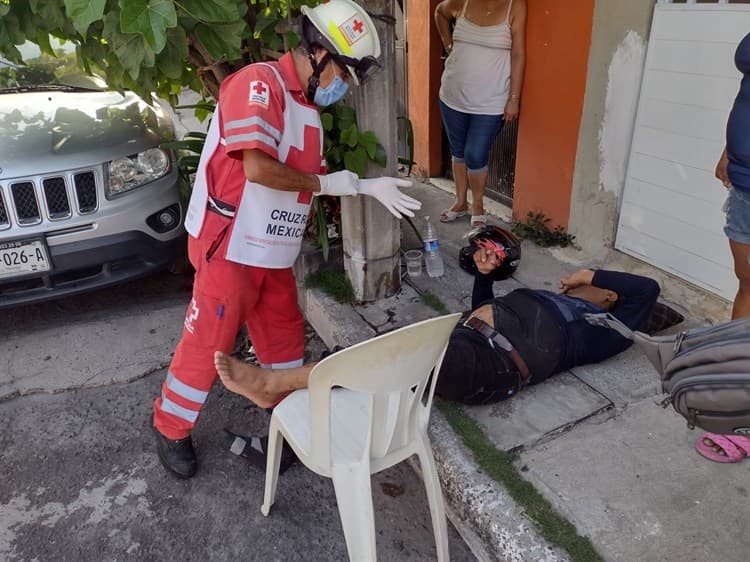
[153,229,304,440]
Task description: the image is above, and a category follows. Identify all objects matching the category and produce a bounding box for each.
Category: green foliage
[512,211,577,248]
[419,292,449,315]
[305,268,355,304]
[437,400,605,562]
[320,103,387,176]
[0,0,323,102]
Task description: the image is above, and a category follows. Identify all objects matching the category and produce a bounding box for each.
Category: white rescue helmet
[300,0,381,85]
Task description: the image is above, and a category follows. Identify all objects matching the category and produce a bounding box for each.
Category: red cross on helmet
[300,0,381,85]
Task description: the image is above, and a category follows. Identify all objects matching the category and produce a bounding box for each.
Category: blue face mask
[314,75,350,107]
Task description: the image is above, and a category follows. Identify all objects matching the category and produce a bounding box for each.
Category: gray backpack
[585,313,750,436]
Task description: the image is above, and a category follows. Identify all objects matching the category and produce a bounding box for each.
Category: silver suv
[0,49,185,309]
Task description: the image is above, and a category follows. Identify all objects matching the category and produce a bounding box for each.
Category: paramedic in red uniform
[151,0,421,478]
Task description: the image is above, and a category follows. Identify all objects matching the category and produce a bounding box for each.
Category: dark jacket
[436,270,660,404]
[472,269,659,383]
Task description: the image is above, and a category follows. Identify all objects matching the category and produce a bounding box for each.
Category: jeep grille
[0,193,8,228]
[0,169,99,227]
[11,182,41,225]
[74,172,97,213]
[43,177,72,219]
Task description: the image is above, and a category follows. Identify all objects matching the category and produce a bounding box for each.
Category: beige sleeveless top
[439,0,513,115]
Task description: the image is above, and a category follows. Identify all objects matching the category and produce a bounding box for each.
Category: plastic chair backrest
[306,313,462,469]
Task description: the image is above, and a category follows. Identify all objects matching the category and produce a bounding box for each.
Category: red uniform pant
[153,225,304,440]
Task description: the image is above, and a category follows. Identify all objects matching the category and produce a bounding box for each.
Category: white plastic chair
[261,313,462,562]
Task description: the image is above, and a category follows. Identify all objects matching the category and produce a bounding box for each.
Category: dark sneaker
[153,427,197,479]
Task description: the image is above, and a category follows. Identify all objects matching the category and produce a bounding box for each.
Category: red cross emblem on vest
[249,80,270,108]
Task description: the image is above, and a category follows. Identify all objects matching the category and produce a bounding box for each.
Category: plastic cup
[405,250,423,277]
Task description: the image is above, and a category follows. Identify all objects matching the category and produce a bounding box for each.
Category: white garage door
[615,0,750,300]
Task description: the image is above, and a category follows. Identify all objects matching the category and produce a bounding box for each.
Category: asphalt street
[0,271,475,561]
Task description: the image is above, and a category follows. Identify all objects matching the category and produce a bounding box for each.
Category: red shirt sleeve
[219,63,285,161]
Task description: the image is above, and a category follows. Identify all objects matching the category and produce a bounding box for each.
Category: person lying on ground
[435,247,663,404]
[214,247,670,412]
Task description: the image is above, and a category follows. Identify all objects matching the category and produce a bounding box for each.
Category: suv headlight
[106,148,171,198]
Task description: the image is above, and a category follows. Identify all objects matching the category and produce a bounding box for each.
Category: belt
[207,196,237,218]
[463,316,532,385]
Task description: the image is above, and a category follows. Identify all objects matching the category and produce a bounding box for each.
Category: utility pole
[342,0,401,302]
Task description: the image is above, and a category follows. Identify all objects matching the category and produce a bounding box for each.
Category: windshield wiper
[0,84,100,94]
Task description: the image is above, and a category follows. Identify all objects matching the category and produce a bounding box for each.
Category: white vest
[185,64,323,269]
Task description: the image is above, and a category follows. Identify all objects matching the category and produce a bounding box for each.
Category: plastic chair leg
[417,433,450,562]
[261,417,283,516]
[331,463,377,561]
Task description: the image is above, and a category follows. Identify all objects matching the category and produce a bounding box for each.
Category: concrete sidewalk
[303,180,750,562]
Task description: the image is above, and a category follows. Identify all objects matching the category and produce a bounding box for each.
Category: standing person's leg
[463,114,505,228]
[233,266,304,472]
[151,233,246,479]
[723,186,750,319]
[696,186,750,461]
[245,267,305,372]
[439,100,471,222]
[729,239,750,318]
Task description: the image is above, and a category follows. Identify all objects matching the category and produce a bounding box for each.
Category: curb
[303,286,567,562]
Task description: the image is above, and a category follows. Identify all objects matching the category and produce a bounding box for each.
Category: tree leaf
[156,26,188,79]
[120,0,177,53]
[178,0,240,23]
[373,144,387,168]
[335,103,356,121]
[340,123,359,148]
[255,11,278,34]
[285,30,300,49]
[320,112,333,132]
[64,0,106,36]
[34,31,54,57]
[161,138,205,153]
[110,30,155,80]
[344,146,368,177]
[359,130,378,159]
[30,0,66,29]
[194,21,245,60]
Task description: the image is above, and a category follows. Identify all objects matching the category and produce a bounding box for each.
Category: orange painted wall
[406,0,444,177]
[512,1,595,229]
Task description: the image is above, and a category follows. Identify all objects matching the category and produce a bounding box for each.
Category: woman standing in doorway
[435,0,526,229]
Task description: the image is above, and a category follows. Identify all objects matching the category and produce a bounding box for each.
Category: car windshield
[0,40,106,93]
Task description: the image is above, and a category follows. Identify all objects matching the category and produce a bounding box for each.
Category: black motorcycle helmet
[458,225,521,281]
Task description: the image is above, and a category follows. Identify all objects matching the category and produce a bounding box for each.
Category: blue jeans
[724,185,750,245]
[439,99,504,173]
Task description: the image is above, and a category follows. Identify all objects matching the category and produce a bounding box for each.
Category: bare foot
[214,351,279,408]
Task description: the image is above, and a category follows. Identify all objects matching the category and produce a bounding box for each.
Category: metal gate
[615,0,750,299]
[486,119,519,206]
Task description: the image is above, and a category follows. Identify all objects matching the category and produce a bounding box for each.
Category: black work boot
[153,427,197,479]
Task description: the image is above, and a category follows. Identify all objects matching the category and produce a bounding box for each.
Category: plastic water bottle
[423,216,445,278]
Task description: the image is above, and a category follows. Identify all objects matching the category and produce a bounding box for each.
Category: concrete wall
[512,0,596,230]
[567,0,655,256]
[406,0,444,177]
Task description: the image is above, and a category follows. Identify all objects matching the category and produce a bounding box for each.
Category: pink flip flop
[694,432,750,463]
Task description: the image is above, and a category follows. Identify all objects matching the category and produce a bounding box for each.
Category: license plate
[0,239,51,280]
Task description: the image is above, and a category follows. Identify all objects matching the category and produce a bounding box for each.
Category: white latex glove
[357,177,422,218]
[316,170,359,197]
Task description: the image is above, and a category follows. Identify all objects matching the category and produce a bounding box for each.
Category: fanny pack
[585,313,750,435]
